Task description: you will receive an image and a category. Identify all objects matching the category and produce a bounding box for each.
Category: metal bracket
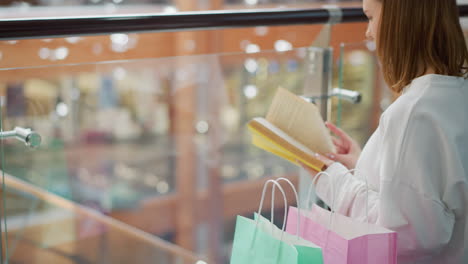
[0,127,41,148]
[323,5,343,25]
[301,88,362,105]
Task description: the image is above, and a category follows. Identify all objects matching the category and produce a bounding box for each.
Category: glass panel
[0,77,7,264]
[0,46,332,263]
[333,40,391,146]
[1,174,203,263]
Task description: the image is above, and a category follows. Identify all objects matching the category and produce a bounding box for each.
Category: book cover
[247,88,335,171]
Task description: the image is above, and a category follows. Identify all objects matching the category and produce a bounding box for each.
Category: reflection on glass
[1,174,202,263]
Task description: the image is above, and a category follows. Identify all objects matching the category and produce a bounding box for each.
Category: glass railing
[0,46,333,263]
[1,173,203,263]
[332,40,392,147]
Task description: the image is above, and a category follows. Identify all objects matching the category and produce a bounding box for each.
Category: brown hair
[377,0,468,93]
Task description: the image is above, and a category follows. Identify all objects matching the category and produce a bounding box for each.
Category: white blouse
[315,74,468,263]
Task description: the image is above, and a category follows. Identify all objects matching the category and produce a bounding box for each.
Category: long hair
[377,0,468,93]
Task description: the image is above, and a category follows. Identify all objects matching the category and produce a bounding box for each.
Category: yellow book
[247,88,335,172]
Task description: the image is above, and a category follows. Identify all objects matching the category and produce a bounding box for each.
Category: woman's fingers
[332,137,349,154]
[326,122,352,142]
[332,146,346,155]
[326,122,352,150]
[325,122,361,169]
[314,153,334,166]
[325,153,337,160]
[332,137,346,149]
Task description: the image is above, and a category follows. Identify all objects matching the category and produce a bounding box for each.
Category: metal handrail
[0,5,467,40]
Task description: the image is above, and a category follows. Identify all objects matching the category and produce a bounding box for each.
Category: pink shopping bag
[286,205,397,264]
[286,170,397,264]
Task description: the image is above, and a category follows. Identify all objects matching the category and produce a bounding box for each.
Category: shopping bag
[230,214,297,264]
[256,177,323,264]
[255,213,323,264]
[230,179,324,264]
[285,171,397,264]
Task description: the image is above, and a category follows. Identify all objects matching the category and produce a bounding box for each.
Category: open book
[247,88,335,172]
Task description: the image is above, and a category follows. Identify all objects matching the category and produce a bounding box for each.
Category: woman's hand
[324,122,362,169]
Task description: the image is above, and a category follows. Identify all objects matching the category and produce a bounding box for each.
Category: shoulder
[374,75,468,164]
[384,75,467,129]
[408,76,467,132]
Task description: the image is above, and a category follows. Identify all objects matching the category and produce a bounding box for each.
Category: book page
[265,88,335,154]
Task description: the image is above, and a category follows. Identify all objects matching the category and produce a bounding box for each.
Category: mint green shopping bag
[255,214,324,264]
[230,215,298,264]
[230,179,323,264]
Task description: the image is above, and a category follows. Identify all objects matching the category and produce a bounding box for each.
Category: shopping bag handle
[306,171,332,211]
[302,169,371,254]
[306,169,370,224]
[271,177,300,238]
[340,169,369,223]
[255,179,288,242]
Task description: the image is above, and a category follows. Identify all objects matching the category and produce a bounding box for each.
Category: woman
[302,0,468,263]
